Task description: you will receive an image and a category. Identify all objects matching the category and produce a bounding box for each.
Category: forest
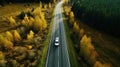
[71,0,120,37]
[0,0,52,5]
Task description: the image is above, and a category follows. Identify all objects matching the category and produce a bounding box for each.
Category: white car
[55,37,59,46]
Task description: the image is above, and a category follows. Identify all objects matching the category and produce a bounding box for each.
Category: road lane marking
[59,5,71,67]
[45,6,57,67]
[58,44,59,67]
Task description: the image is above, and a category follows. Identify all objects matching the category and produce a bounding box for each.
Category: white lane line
[57,8,60,67]
[58,45,59,67]
[59,4,71,67]
[45,6,57,67]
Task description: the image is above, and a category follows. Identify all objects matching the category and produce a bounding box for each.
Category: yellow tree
[70,11,74,18]
[0,51,5,60]
[32,7,41,16]
[64,0,69,4]
[48,3,52,8]
[39,1,42,8]
[5,31,13,42]
[28,17,34,27]
[94,61,103,67]
[89,50,98,63]
[40,13,47,30]
[73,22,79,33]
[79,29,85,37]
[13,30,22,42]
[80,35,93,60]
[44,4,47,9]
[54,0,56,3]
[27,30,34,40]
[24,14,29,23]
[21,14,29,26]
[34,16,42,31]
[0,34,13,49]
[94,61,111,67]
[8,16,16,26]
[69,11,75,24]
[4,39,14,49]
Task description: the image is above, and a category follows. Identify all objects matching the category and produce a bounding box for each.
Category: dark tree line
[0,0,52,5]
[72,0,120,37]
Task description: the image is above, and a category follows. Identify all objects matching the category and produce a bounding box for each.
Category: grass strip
[62,14,78,67]
[37,10,55,67]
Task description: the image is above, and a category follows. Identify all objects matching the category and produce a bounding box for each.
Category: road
[45,1,71,67]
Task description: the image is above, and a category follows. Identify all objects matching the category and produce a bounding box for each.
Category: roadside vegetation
[63,2,120,67]
[0,1,54,67]
[71,0,120,37]
[63,10,78,67]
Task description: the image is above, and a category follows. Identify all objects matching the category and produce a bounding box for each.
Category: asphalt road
[45,1,71,67]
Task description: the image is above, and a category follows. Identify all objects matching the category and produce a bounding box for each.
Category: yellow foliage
[64,0,69,3]
[94,61,110,67]
[73,22,79,32]
[44,4,47,9]
[4,39,13,49]
[80,35,91,46]
[0,59,7,67]
[27,45,32,50]
[5,31,13,42]
[14,30,22,42]
[54,0,56,3]
[80,44,91,59]
[40,12,45,18]
[0,34,13,49]
[42,20,47,30]
[32,6,47,31]
[39,1,42,8]
[28,17,34,27]
[30,17,35,22]
[21,20,26,25]
[94,61,103,67]
[65,11,69,16]
[41,13,47,30]
[21,14,29,26]
[80,35,96,60]
[69,11,75,23]
[48,3,52,8]
[70,11,74,18]
[8,16,16,25]
[0,51,4,60]
[89,50,98,63]
[34,16,42,31]
[79,29,85,37]
[0,34,5,45]
[27,30,34,40]
[24,14,29,22]
[32,7,41,15]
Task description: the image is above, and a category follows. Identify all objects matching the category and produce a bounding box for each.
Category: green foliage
[72,0,120,37]
[0,0,51,3]
[18,11,33,20]
[18,11,25,19]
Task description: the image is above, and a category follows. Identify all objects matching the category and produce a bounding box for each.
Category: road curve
[45,1,71,67]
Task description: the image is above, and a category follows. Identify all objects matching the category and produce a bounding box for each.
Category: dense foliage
[72,0,120,37]
[0,0,51,4]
